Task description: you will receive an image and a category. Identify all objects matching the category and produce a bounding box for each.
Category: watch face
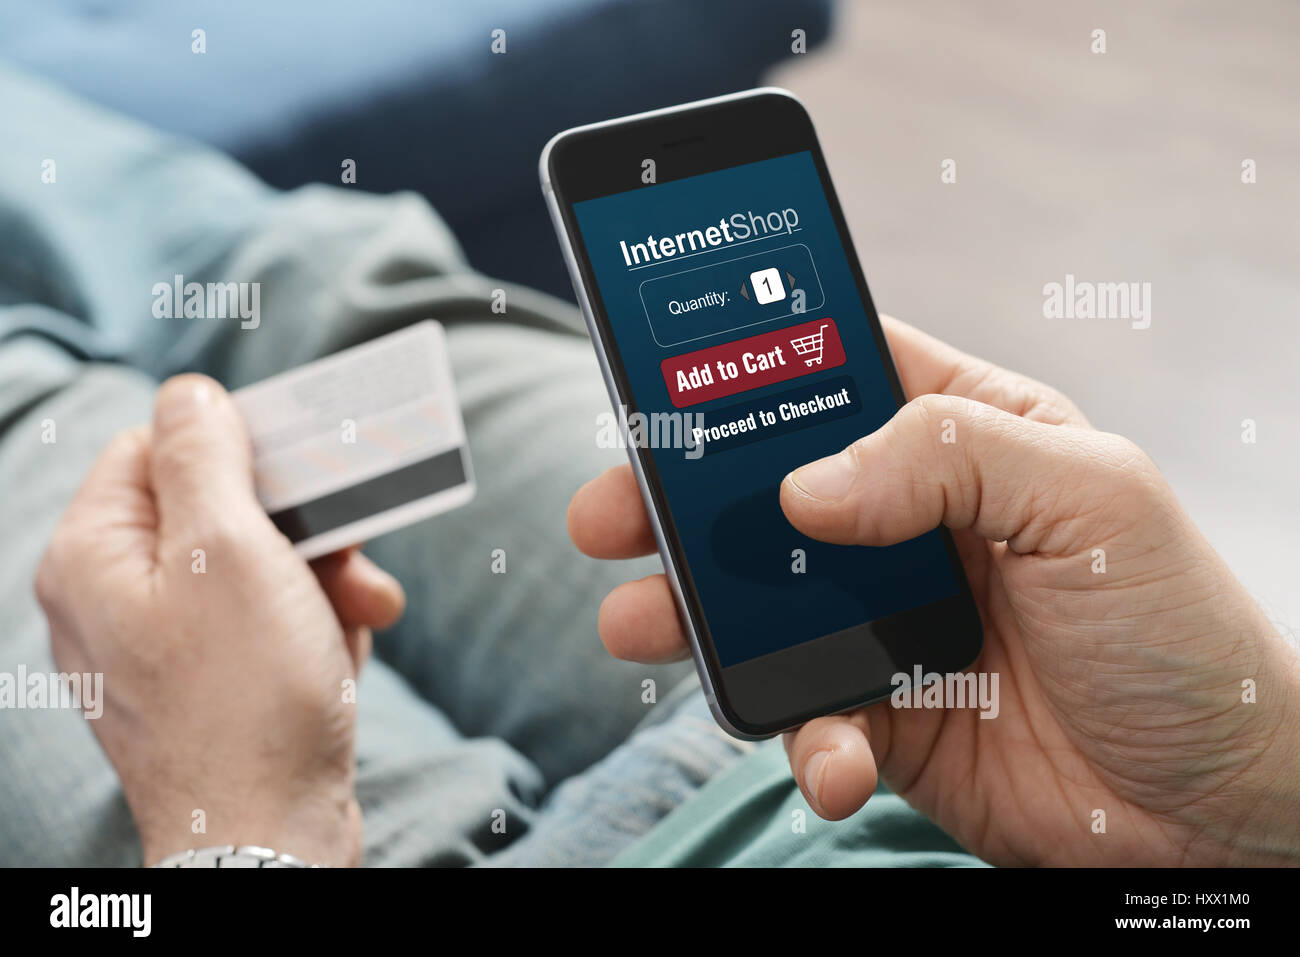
[151,845,310,867]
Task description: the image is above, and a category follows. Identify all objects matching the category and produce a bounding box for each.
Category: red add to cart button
[660,318,845,408]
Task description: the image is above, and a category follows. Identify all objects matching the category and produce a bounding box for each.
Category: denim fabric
[0,63,747,866]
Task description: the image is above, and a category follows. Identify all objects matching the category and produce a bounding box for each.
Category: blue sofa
[0,0,833,297]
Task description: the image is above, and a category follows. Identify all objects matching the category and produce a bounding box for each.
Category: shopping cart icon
[789,323,829,367]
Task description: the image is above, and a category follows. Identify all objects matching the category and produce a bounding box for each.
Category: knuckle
[905,393,990,449]
[1088,432,1168,501]
[909,392,978,426]
[1078,432,1183,542]
[280,666,341,719]
[180,514,249,559]
[904,394,1006,526]
[33,549,60,610]
[150,429,201,482]
[997,368,1080,426]
[34,524,80,609]
[104,425,147,459]
[910,392,952,419]
[1094,432,1154,478]
[1036,386,1086,426]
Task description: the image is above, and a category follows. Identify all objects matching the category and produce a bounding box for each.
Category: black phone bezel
[546,90,983,737]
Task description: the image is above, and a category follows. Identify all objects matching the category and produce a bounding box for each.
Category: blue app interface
[574,151,958,667]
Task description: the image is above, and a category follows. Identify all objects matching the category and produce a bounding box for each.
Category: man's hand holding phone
[568,316,1300,866]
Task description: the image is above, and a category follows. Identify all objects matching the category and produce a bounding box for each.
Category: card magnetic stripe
[268,448,468,544]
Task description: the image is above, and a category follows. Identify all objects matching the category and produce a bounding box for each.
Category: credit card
[232,320,474,560]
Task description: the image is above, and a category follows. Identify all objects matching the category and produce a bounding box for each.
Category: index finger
[39,425,158,602]
[880,315,1090,427]
[58,425,158,550]
[568,464,658,559]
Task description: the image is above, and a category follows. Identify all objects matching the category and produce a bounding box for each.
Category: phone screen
[571,149,961,671]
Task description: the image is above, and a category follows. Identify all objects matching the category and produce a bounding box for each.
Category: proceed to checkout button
[659,317,845,408]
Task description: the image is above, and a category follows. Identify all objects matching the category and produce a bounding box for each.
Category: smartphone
[541,88,982,739]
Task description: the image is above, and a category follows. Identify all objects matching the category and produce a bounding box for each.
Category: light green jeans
[0,64,749,867]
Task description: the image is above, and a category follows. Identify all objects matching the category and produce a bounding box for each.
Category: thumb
[150,373,263,534]
[781,393,1154,556]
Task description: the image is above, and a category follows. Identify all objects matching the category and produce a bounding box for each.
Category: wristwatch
[151,845,317,868]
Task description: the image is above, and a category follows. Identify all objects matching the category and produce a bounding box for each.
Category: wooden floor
[769,0,1300,633]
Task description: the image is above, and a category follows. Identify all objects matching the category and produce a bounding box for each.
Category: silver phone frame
[539,87,813,741]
